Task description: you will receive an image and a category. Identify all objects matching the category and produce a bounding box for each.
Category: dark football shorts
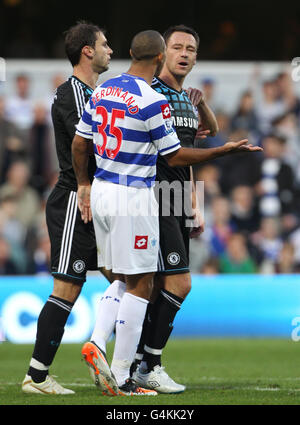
[46,185,99,285]
[157,213,190,275]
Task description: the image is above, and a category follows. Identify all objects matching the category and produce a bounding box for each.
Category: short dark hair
[163,24,200,49]
[130,30,165,61]
[64,21,104,66]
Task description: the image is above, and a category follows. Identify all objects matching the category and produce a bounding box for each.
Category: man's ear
[157,52,164,61]
[82,45,94,60]
[129,48,133,59]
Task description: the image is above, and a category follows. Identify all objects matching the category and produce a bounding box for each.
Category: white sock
[111,292,148,386]
[90,280,126,352]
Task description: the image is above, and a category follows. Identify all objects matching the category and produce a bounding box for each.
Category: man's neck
[125,62,156,86]
[73,63,98,90]
[158,69,184,92]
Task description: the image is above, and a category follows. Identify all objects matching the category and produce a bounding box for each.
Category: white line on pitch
[3,381,300,392]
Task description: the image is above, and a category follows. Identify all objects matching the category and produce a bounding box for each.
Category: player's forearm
[166,145,228,167]
[72,135,90,185]
[197,100,219,136]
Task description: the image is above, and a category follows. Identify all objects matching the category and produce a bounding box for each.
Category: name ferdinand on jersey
[172,115,198,130]
[91,86,139,115]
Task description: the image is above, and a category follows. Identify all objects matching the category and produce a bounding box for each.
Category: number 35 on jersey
[95,106,125,159]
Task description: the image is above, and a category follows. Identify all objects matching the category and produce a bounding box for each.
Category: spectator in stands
[230,90,259,139]
[25,206,50,275]
[201,257,220,274]
[189,167,222,274]
[189,234,210,275]
[0,97,25,184]
[5,74,34,133]
[271,112,300,180]
[0,193,28,273]
[0,160,41,228]
[275,71,300,117]
[275,241,296,274]
[252,217,282,272]
[289,226,300,267]
[28,102,57,196]
[230,185,260,235]
[27,223,51,275]
[204,196,235,257]
[193,164,221,227]
[201,77,221,111]
[256,134,296,217]
[0,235,19,275]
[195,164,221,201]
[218,129,262,195]
[256,79,287,135]
[280,213,299,240]
[44,73,66,124]
[219,232,257,274]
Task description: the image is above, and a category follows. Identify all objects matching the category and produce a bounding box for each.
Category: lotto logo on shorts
[134,235,148,249]
[160,104,171,119]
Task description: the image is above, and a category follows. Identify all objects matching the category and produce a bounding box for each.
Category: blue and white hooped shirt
[76,73,181,188]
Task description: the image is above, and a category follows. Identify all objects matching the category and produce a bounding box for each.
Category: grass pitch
[1,338,300,406]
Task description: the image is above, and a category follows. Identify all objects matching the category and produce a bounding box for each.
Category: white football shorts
[90,178,159,275]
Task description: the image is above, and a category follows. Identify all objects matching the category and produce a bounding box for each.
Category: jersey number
[96,106,125,159]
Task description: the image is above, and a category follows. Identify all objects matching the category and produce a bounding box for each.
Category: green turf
[1,338,300,405]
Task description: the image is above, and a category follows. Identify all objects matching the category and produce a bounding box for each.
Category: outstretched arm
[165,139,263,167]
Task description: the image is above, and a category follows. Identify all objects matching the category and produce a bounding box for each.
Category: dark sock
[143,289,183,372]
[28,295,73,383]
[137,302,152,355]
[130,303,152,377]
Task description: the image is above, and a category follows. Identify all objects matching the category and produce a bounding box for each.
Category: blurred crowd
[0,69,300,276]
[0,73,61,276]
[191,71,300,275]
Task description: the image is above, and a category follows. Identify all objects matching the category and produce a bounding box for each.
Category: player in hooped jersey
[72,30,262,396]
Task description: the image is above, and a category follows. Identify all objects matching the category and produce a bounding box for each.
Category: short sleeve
[143,98,181,156]
[75,98,94,139]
